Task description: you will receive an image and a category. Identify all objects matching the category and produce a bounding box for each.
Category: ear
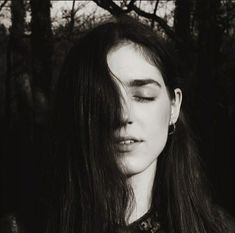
[169,88,182,125]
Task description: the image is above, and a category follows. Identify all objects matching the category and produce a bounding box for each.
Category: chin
[119,155,158,177]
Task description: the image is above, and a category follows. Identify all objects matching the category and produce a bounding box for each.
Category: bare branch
[73,1,89,15]
[93,0,124,16]
[124,0,137,13]
[132,4,176,40]
[0,0,8,11]
[69,0,76,35]
[71,0,76,13]
[153,0,160,15]
[93,0,177,41]
[151,0,160,29]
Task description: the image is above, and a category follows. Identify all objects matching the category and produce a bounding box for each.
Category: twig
[93,0,177,41]
[151,0,160,29]
[0,0,8,11]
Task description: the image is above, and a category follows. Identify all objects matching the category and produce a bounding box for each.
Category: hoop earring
[168,123,176,135]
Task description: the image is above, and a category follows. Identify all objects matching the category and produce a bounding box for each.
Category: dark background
[0,0,235,219]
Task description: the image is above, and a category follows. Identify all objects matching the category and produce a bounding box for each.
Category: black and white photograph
[0,1,235,233]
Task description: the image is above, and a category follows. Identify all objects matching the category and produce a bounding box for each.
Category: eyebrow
[128,79,162,88]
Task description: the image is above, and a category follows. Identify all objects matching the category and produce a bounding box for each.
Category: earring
[168,123,176,135]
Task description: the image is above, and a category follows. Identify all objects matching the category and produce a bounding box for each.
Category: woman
[1,16,234,233]
[48,16,234,233]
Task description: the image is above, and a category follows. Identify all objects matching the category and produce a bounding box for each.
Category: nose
[121,98,133,126]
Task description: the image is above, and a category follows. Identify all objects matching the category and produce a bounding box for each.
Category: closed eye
[133,96,156,103]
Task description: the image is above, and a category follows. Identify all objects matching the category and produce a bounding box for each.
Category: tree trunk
[30,0,53,126]
[194,0,235,210]
[29,1,53,216]
[68,0,76,37]
[3,0,34,215]
[195,0,222,153]
[6,0,33,127]
[174,0,193,61]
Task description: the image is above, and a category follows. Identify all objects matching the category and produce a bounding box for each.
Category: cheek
[138,101,171,135]
[157,105,171,128]
[147,111,170,145]
[145,106,170,160]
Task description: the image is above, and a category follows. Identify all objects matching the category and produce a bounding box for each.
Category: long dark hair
[49,16,234,233]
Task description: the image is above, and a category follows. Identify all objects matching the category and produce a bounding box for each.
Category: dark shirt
[0,210,163,233]
[127,210,163,233]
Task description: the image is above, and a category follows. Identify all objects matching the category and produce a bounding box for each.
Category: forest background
[0,0,235,218]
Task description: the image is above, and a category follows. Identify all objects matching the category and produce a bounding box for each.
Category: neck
[126,160,157,224]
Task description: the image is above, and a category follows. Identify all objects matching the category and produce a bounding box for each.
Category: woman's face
[107,43,182,176]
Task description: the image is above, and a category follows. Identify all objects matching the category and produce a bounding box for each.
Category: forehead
[107,43,164,86]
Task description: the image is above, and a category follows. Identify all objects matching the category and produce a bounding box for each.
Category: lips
[119,139,136,145]
[116,136,143,152]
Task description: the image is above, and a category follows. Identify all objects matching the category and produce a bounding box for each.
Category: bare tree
[174,0,193,47]
[30,0,53,125]
[194,0,222,126]
[6,0,32,127]
[61,1,89,37]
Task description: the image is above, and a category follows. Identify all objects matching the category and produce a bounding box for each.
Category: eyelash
[133,96,155,103]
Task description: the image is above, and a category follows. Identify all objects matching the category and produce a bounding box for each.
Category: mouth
[119,139,137,145]
[116,137,143,152]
